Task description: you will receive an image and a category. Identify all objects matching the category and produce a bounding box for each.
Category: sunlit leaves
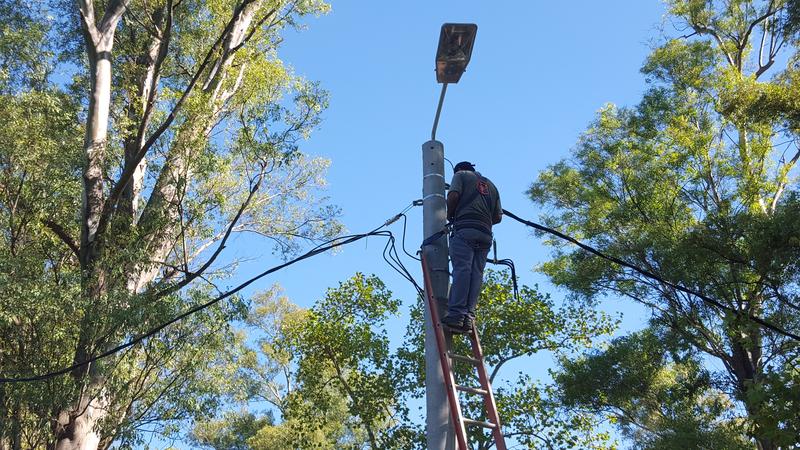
[531,0,800,447]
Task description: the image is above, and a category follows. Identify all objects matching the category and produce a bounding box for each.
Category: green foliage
[193,410,273,450]
[194,277,416,449]
[531,1,800,447]
[558,328,750,450]
[198,269,616,449]
[0,0,54,93]
[270,274,417,449]
[0,0,339,447]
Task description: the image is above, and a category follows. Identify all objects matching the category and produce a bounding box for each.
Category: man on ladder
[420,159,507,449]
[442,161,502,334]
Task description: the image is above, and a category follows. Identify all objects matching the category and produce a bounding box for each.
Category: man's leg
[466,245,490,325]
[444,230,474,327]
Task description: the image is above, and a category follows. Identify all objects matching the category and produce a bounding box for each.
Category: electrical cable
[381,231,424,296]
[488,257,519,301]
[0,210,414,383]
[400,214,421,261]
[502,208,800,343]
[443,157,455,173]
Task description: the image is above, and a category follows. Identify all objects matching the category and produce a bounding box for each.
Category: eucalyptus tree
[530,1,800,448]
[0,0,339,448]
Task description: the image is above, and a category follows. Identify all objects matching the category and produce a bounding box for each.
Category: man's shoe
[441,316,469,334]
[462,316,474,333]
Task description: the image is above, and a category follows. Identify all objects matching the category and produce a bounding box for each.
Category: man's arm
[447,191,460,222]
[492,191,502,224]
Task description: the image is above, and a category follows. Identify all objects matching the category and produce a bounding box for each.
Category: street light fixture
[435,23,478,84]
[431,23,477,140]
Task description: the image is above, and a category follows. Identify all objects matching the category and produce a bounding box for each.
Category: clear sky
[214,0,669,445]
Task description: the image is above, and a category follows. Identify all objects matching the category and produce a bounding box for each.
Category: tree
[202,269,616,450]
[530,1,800,448]
[196,276,417,449]
[287,273,417,449]
[557,328,751,450]
[192,411,272,450]
[0,0,339,448]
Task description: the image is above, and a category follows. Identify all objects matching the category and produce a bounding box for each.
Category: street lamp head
[435,23,477,84]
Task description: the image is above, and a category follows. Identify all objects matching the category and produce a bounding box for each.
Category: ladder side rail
[421,252,470,450]
[468,328,508,450]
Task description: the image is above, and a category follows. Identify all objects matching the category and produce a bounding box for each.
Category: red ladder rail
[421,253,470,449]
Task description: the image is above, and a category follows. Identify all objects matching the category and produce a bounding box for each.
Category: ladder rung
[463,418,497,429]
[448,352,481,365]
[456,384,489,396]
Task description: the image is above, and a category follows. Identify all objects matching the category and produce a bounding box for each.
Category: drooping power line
[501,208,800,343]
[0,209,415,383]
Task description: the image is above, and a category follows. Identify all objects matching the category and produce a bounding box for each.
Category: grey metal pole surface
[431,83,448,141]
[422,139,454,450]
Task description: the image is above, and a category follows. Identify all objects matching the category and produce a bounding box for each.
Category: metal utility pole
[423,23,477,450]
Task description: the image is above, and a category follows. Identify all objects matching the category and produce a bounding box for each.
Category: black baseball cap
[454,161,475,172]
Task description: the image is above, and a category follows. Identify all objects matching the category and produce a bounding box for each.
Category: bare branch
[149,174,264,300]
[741,0,777,61]
[692,24,735,67]
[770,146,800,212]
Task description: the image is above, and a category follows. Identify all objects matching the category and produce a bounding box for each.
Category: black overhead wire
[0,207,417,384]
[14,201,793,382]
[501,208,800,343]
[381,224,424,296]
[488,257,519,302]
[399,213,421,262]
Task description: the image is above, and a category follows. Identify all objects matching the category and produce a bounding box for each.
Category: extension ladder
[420,253,507,450]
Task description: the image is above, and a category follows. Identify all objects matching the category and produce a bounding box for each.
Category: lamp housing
[435,23,477,84]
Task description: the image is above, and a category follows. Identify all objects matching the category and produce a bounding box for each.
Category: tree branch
[149,174,264,300]
[99,0,131,35]
[42,219,80,258]
[97,0,256,242]
[691,23,735,67]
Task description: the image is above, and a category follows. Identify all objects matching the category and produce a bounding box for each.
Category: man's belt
[453,214,492,234]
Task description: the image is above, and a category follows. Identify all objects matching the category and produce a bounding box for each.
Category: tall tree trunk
[56,2,128,449]
[79,40,112,262]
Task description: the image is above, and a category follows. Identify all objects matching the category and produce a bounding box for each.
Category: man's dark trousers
[447,228,492,324]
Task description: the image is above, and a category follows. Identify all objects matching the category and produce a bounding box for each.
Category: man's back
[449,170,502,231]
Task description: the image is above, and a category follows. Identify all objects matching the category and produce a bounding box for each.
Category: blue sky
[209,0,670,445]
[237,0,670,321]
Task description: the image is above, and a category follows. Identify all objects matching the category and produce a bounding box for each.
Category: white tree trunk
[58,2,128,449]
[55,394,108,450]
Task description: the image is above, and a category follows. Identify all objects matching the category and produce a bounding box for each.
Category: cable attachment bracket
[383,214,402,227]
